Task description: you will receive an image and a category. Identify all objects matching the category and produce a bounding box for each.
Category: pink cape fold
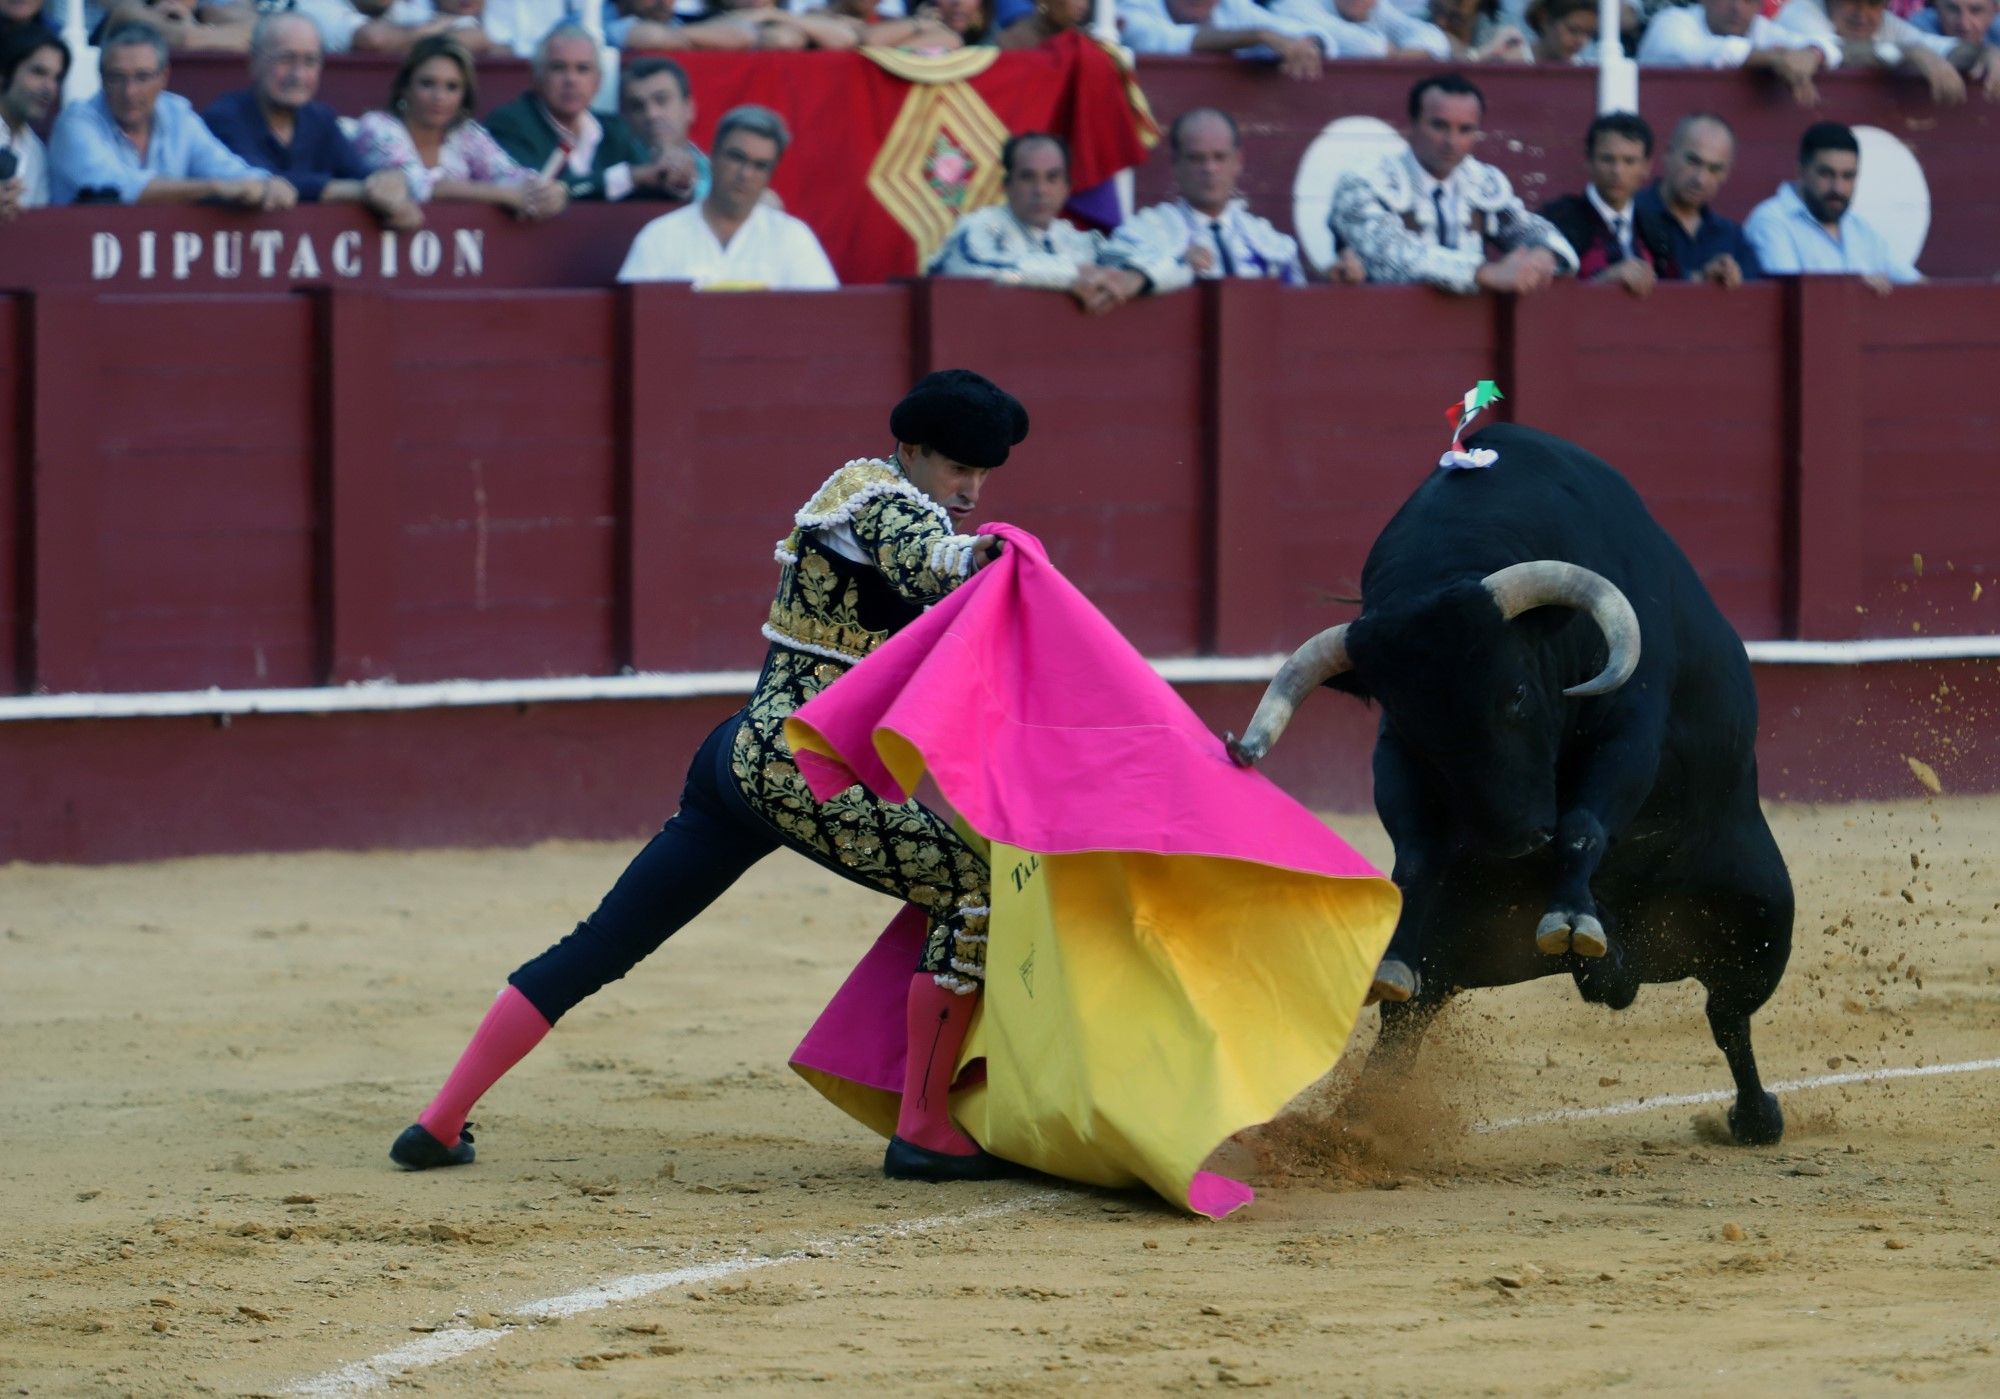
[788,525,1377,880]
[786,524,1389,1219]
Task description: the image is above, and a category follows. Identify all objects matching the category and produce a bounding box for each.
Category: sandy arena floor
[2,795,1998,1397]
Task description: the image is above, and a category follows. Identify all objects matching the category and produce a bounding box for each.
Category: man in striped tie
[1110,106,1326,292]
[1329,73,1577,295]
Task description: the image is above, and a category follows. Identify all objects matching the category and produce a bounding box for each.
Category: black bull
[1229,423,1794,1145]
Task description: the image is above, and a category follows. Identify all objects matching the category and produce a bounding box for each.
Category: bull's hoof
[1727,1092,1784,1146]
[1535,912,1574,955]
[1365,959,1419,1005]
[1535,911,1608,958]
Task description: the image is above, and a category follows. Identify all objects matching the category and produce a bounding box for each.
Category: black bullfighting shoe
[390,1122,475,1170]
[883,1135,1013,1182]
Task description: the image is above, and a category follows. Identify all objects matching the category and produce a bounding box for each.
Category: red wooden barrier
[625,284,917,672]
[4,278,2000,704]
[1510,280,1790,641]
[0,296,22,695]
[919,279,1209,656]
[1210,280,1498,657]
[374,290,621,682]
[27,293,321,693]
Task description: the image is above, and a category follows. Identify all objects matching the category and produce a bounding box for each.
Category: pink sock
[894,973,982,1156]
[415,985,552,1146]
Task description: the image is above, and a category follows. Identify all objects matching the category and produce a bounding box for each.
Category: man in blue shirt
[1744,120,1920,289]
[1632,112,1762,288]
[48,21,293,206]
[204,11,421,228]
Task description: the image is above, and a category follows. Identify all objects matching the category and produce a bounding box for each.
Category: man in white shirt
[929,132,1177,315]
[1330,73,1576,295]
[1743,119,1919,290]
[1111,108,1314,292]
[1116,0,1330,80]
[0,25,62,220]
[1637,0,1835,106]
[617,105,839,289]
[1774,0,1998,101]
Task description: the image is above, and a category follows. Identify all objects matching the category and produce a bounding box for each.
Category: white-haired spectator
[49,22,295,206]
[618,105,838,287]
[203,11,422,227]
[484,22,685,200]
[1638,0,1836,107]
[351,31,568,216]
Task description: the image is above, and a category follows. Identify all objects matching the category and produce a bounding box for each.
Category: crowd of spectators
[0,0,1971,293]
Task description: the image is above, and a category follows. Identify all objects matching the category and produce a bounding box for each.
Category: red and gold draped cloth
[639,32,1158,284]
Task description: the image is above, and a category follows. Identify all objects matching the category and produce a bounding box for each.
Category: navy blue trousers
[508,715,780,1022]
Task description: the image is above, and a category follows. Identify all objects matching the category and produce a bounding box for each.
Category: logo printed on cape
[1019,948,1036,999]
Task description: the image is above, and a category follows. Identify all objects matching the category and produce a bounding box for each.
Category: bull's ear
[1511,606,1575,640]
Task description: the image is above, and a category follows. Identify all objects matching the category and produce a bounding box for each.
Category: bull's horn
[1481,561,1641,697]
[1226,624,1352,767]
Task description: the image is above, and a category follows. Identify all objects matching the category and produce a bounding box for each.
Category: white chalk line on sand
[285,1055,2000,1396]
[282,1192,1068,1397]
[1474,1055,2000,1132]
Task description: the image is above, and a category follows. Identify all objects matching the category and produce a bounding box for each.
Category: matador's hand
[972,535,1004,570]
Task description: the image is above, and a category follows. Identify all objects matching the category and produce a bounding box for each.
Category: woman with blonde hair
[352,33,567,220]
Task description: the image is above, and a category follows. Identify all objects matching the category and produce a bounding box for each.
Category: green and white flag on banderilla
[1440,380,1504,470]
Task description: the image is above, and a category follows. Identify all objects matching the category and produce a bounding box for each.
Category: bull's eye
[1505,683,1529,720]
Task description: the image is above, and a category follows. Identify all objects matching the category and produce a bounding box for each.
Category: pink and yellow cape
[784,525,1399,1218]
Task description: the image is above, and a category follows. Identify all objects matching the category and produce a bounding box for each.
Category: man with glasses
[49,21,293,206]
[204,11,421,227]
[616,104,837,288]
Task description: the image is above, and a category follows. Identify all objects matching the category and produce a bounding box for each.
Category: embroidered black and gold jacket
[762,457,980,671]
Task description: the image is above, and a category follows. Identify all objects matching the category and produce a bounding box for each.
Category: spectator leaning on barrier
[1631,111,1761,287]
[1116,0,1331,83]
[293,0,498,59]
[352,32,568,217]
[0,24,63,219]
[49,22,297,206]
[920,0,996,44]
[1912,0,2000,47]
[1775,0,2000,101]
[1330,73,1576,294]
[997,0,1088,47]
[618,56,709,202]
[1426,0,1533,59]
[664,0,873,50]
[1111,108,1314,291]
[1268,0,1453,57]
[1636,0,1832,107]
[485,23,675,201]
[1523,0,1600,61]
[203,12,424,228]
[98,0,255,55]
[616,104,838,288]
[928,131,1176,314]
[1743,119,1919,289]
[1541,111,1677,298]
